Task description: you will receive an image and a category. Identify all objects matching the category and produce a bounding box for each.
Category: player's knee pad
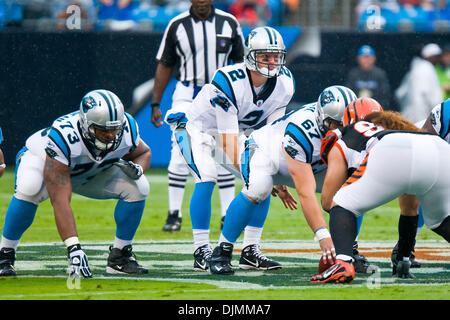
[121,175,150,202]
[242,184,271,204]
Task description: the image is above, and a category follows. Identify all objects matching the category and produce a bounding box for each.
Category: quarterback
[0,90,150,277]
[166,27,295,271]
[209,85,358,275]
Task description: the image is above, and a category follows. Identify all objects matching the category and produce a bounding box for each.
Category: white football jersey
[250,103,325,181]
[429,99,450,144]
[25,111,140,184]
[184,62,295,134]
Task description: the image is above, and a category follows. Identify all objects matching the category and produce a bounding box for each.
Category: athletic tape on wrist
[314,227,331,242]
[64,236,80,248]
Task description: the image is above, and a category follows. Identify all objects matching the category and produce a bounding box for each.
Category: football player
[0,127,5,178]
[165,27,295,271]
[208,85,357,275]
[0,90,151,277]
[311,111,450,284]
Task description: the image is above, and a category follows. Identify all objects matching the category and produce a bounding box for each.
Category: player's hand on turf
[272,185,298,210]
[319,237,336,266]
[67,244,92,278]
[151,107,163,127]
[114,159,143,180]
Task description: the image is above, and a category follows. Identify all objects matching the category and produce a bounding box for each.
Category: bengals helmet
[343,97,384,126]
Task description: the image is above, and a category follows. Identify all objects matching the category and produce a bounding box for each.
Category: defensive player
[311,112,450,284]
[320,97,383,274]
[0,127,5,178]
[166,27,295,271]
[0,90,150,277]
[208,85,358,275]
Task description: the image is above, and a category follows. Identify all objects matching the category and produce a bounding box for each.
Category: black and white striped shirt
[156,6,244,87]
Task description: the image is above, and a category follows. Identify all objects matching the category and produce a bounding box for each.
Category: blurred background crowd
[1,0,450,32]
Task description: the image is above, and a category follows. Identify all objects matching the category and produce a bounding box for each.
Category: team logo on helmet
[319,91,335,107]
[81,96,97,113]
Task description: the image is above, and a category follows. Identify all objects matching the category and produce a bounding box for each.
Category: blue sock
[114,200,145,241]
[418,206,424,229]
[247,195,271,228]
[2,196,38,240]
[222,192,265,243]
[356,214,364,237]
[190,182,215,229]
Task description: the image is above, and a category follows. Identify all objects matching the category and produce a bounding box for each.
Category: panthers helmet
[244,27,286,78]
[79,89,125,154]
[343,97,384,126]
[317,85,357,132]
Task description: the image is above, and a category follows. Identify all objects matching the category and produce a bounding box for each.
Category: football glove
[67,244,92,278]
[114,159,143,180]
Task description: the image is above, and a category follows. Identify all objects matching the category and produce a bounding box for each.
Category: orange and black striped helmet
[343,97,384,126]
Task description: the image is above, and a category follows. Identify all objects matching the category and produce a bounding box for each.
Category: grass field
[0,167,449,303]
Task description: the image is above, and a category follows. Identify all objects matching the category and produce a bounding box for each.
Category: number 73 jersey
[25,111,140,184]
[184,62,295,133]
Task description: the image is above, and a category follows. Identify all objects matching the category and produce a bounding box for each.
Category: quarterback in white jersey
[165,27,296,271]
[209,86,358,275]
[0,90,151,278]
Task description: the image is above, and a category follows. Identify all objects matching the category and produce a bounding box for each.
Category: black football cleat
[210,242,234,275]
[392,259,415,279]
[193,244,212,271]
[0,247,16,277]
[239,244,281,270]
[106,245,148,275]
[163,210,182,232]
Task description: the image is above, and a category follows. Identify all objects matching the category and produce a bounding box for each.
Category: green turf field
[0,168,449,301]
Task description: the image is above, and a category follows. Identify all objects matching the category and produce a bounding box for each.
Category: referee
[150,0,244,232]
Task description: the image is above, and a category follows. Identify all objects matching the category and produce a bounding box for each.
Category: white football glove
[114,159,143,180]
[67,244,92,278]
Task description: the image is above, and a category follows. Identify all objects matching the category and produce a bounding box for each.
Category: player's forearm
[220,133,239,171]
[152,63,173,104]
[298,193,328,233]
[52,201,78,241]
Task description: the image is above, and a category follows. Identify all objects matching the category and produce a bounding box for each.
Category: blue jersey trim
[285,123,313,163]
[211,70,237,108]
[440,100,450,139]
[48,127,71,162]
[125,112,138,148]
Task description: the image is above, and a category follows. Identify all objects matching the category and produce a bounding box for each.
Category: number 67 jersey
[246,103,326,188]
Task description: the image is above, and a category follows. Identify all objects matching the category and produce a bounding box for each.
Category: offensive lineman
[0,90,150,277]
[209,85,358,274]
[166,27,295,271]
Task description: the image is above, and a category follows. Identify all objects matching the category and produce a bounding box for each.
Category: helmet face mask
[244,27,286,78]
[79,90,125,156]
[317,85,357,133]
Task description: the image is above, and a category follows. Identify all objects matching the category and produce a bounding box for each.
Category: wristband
[151,102,160,108]
[313,227,331,242]
[0,164,5,168]
[64,236,80,248]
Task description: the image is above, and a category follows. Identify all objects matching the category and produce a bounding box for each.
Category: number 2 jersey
[247,103,325,187]
[184,62,295,134]
[24,111,140,184]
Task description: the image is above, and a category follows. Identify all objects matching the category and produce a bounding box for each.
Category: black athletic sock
[397,215,418,260]
[329,206,357,258]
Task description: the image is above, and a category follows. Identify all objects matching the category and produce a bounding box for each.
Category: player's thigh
[168,131,190,175]
[241,148,274,203]
[333,143,411,216]
[14,150,48,204]
[175,124,218,183]
[72,166,150,202]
